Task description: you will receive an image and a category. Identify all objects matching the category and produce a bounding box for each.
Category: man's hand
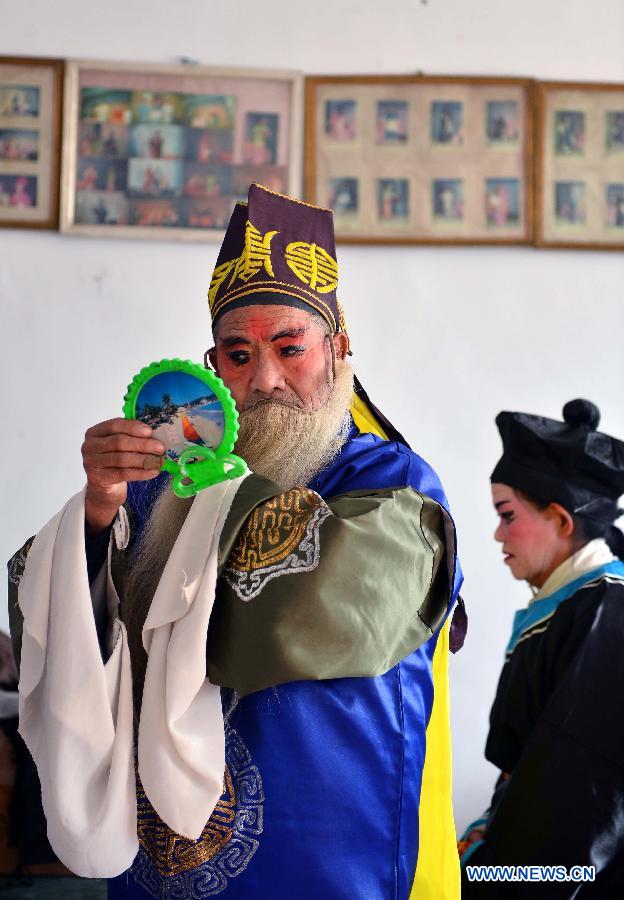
[82,418,165,535]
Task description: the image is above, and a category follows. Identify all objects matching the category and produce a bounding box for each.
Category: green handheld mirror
[123,359,246,498]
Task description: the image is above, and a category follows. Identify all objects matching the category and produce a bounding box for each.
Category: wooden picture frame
[305,74,534,245]
[60,60,303,241]
[535,80,624,250]
[0,56,64,230]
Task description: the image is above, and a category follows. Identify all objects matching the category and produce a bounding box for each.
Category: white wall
[2,0,623,834]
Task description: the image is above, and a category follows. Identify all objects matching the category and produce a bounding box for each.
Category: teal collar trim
[505,561,624,658]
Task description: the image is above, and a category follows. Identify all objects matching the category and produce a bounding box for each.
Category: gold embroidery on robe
[224,487,331,601]
[136,767,235,877]
[132,726,264,891]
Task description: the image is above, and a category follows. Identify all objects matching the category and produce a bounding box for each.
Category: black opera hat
[491,399,624,516]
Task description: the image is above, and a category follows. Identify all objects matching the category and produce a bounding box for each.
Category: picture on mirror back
[60,61,302,241]
[305,75,534,245]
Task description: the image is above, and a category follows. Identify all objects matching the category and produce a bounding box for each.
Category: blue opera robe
[107,423,462,900]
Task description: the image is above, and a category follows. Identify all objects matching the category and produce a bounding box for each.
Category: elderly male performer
[8,184,462,900]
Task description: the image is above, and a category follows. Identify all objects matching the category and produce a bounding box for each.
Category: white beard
[234,360,354,491]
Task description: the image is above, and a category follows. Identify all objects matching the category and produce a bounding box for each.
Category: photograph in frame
[0,56,63,230]
[61,61,303,241]
[305,75,534,245]
[536,81,624,249]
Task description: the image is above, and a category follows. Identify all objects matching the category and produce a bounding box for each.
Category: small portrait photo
[127,159,184,197]
[0,84,40,118]
[182,163,232,198]
[328,177,359,215]
[324,100,357,141]
[555,181,586,225]
[431,102,464,145]
[131,124,185,160]
[135,371,225,459]
[80,88,133,125]
[432,179,464,221]
[485,178,520,226]
[377,178,409,221]
[0,128,39,161]
[181,195,233,230]
[486,101,519,145]
[129,198,182,228]
[183,95,236,129]
[243,113,279,165]
[130,91,184,125]
[607,184,624,227]
[232,165,287,196]
[78,122,131,159]
[77,158,128,193]
[0,174,37,208]
[75,190,129,225]
[185,127,233,164]
[606,111,624,153]
[376,101,408,144]
[554,110,585,155]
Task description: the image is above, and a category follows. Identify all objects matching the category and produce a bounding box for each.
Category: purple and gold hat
[208,183,347,334]
[207,182,412,447]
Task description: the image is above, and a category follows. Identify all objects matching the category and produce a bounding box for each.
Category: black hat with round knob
[491,399,624,517]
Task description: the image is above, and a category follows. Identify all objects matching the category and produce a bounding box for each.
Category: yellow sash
[350,395,460,900]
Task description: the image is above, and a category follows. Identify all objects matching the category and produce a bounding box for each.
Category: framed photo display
[305,75,534,245]
[60,60,303,240]
[535,81,624,249]
[0,56,64,229]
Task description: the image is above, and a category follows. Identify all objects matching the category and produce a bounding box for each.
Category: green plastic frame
[123,358,246,498]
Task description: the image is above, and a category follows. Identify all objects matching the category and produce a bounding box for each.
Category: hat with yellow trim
[208,183,347,334]
[207,182,413,444]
